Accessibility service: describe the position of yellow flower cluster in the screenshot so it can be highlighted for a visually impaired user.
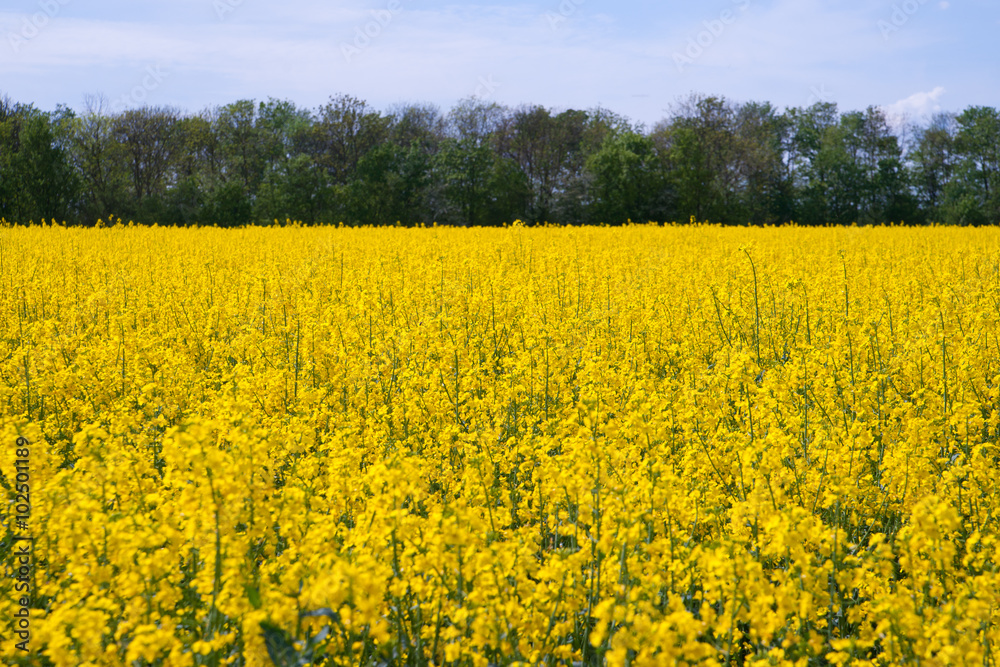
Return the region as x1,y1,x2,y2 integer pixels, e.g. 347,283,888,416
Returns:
1,221,999,666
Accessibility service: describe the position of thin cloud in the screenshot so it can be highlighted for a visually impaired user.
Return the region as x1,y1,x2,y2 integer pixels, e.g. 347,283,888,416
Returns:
885,86,947,126
0,1,995,126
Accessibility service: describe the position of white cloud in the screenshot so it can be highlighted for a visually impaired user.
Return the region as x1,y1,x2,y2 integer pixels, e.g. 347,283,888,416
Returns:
884,86,946,127
939,2,950,9
0,4,674,120
0,2,996,126
653,0,940,110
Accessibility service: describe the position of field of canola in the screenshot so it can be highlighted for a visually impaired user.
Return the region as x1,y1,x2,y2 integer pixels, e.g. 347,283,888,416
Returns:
1,222,999,666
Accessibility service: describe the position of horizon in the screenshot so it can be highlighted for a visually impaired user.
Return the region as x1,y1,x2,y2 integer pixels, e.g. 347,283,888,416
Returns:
2,0,997,128
0,84,977,134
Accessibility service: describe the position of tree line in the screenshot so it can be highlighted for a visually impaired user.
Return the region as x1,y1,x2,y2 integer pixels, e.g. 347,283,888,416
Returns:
1,92,998,226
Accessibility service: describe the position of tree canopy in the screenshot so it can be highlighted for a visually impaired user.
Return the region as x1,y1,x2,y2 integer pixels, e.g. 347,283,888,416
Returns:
1,92,998,226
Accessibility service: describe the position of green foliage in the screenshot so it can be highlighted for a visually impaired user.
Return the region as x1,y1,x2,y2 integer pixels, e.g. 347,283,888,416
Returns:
585,131,670,224
342,142,433,225
433,137,529,226
202,181,253,227
1,91,998,226
946,106,1000,225
0,101,77,222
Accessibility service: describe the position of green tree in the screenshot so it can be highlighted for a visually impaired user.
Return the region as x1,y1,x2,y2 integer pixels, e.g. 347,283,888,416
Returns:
784,102,839,225
200,180,254,226
658,95,739,223
343,142,434,225
311,94,390,186
433,138,528,226
733,101,793,225
943,106,1000,225
257,154,331,225
159,113,217,225
112,105,182,221
848,107,916,224
585,131,670,224
790,105,915,225
428,98,529,226
251,99,319,224
0,98,78,223
388,102,445,153
909,113,956,224
503,106,597,224
67,96,131,223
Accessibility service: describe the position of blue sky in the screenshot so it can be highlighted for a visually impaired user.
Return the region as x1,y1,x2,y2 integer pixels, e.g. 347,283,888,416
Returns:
1,0,996,127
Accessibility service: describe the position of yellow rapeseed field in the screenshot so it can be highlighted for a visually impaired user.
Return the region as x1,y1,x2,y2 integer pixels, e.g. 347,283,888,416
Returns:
1,221,999,666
